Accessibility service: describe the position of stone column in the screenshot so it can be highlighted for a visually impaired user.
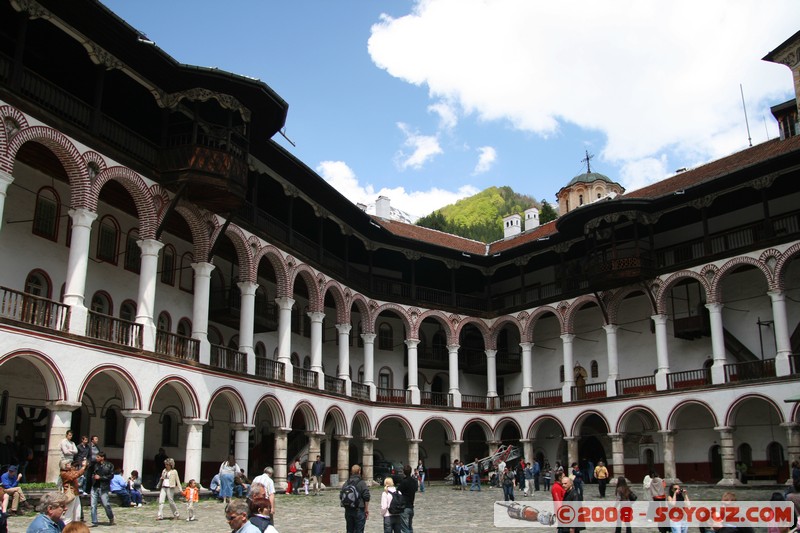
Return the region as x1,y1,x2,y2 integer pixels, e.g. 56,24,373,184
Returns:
447,344,461,407
234,425,254,476
183,418,207,484
134,239,163,351
715,426,739,486
64,209,97,335
486,349,498,398
0,170,14,233
769,291,792,376
306,431,323,477
337,436,351,486
652,314,670,390
308,311,325,390
659,430,680,482
604,324,619,397
237,281,258,375
448,440,463,465
782,422,799,484
406,339,421,404
120,410,149,480
407,439,421,472
608,433,625,482
520,342,533,406
564,436,578,468
361,438,375,484
336,324,352,395
362,333,376,401
561,334,575,401
706,304,727,384
273,428,290,491
191,262,215,364
519,439,533,466
275,297,295,383
44,401,81,482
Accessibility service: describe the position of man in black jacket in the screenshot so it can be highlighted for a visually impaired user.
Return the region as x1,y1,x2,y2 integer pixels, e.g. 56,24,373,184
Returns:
397,464,418,533
343,464,370,533
90,452,115,527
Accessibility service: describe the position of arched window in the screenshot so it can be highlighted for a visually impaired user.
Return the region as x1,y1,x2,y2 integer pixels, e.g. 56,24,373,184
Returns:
378,367,392,389
96,216,119,264
32,187,60,241
767,442,785,467
177,318,192,337
179,253,194,292
357,365,364,384
590,360,599,378
378,322,393,350
290,352,300,367
124,229,141,273
104,407,121,446
160,245,176,285
120,300,137,322
255,342,266,359
90,291,112,315
559,365,565,383
737,443,752,466
25,269,51,298
303,356,311,370
207,326,223,346
228,335,239,350
161,412,178,447
157,312,171,332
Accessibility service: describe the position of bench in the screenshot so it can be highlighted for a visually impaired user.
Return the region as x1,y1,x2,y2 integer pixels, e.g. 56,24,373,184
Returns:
746,466,779,481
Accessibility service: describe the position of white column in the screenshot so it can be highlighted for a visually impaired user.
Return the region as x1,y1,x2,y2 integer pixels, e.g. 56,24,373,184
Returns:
448,440,463,465
191,262,215,364
309,311,325,390
407,439,421,471
0,170,14,233
237,281,258,375
64,208,97,335
520,342,533,406
135,239,163,351
234,425,253,477
486,349,498,399
706,303,726,384
769,290,792,376
273,429,289,491
447,344,461,407
362,333,376,401
564,436,578,467
337,436,351,486
561,334,575,401
520,439,533,466
121,410,150,480
276,297,295,383
406,339,420,404
652,314,670,390
782,422,800,485
715,426,740,486
184,418,207,484
307,432,323,477
609,433,625,482
361,438,375,483
336,324,352,396
659,430,680,482
44,401,81,483
604,324,619,397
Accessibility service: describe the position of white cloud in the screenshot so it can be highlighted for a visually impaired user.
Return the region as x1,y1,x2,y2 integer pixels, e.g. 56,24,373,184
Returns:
368,0,799,173
473,146,497,174
428,101,458,130
316,160,478,221
395,122,443,170
618,155,669,192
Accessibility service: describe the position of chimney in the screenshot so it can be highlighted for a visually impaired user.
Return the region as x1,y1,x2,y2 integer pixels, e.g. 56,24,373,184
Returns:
503,214,522,239
524,207,540,231
356,203,368,212
375,196,391,219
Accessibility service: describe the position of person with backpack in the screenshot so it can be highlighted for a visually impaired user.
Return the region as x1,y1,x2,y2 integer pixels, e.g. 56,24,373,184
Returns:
341,464,370,533
397,464,418,533
380,476,403,533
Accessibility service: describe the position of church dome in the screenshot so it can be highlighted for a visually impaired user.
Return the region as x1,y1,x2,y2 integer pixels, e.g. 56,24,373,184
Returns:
565,172,615,188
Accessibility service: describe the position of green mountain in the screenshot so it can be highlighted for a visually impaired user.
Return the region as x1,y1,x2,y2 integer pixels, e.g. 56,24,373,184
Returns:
415,186,557,243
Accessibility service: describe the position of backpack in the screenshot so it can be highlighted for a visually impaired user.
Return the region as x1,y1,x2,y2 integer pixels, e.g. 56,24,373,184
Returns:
388,490,404,515
339,480,360,508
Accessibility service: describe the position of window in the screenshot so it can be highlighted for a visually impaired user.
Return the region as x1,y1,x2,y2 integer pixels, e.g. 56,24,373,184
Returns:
157,312,171,332
124,229,141,273
207,326,223,346
32,187,60,241
160,245,176,285
379,370,391,389
90,291,112,315
25,270,51,298
559,365,564,383
104,407,121,446
96,216,119,264
255,342,266,359
290,353,300,367
179,253,194,292
579,194,584,205
120,300,137,322
590,360,599,378
161,413,177,447
177,318,192,337
378,322,393,350
357,366,364,384
303,356,311,370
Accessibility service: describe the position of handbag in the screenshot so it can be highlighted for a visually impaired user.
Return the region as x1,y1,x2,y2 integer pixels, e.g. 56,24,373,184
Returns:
62,484,76,504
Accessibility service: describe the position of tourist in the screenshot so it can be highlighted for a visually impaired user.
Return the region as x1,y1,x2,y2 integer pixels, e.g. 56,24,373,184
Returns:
89,452,114,527
210,473,221,499
523,462,535,495
0,486,9,533
667,483,690,533
785,481,800,524
397,464,417,533
0,465,29,515
109,468,131,507
614,477,636,533
59,431,77,466
470,459,481,491
559,476,584,533
516,460,526,495
415,460,426,492
501,465,515,502
182,478,199,521
26,491,68,533
225,499,260,532
342,464,370,533
62,523,89,533
250,467,275,523
291,458,303,495
380,476,402,533
59,459,87,524
248,496,278,532
73,437,90,494
219,454,241,505
127,470,143,507
648,470,669,533
156,457,180,520
551,472,565,512
594,460,609,497
311,455,325,496
543,462,552,491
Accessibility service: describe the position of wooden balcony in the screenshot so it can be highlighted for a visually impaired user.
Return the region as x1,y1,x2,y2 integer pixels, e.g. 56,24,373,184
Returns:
420,391,449,407
724,359,776,383
418,346,448,370
461,394,495,411
616,375,656,396
376,388,409,405
293,368,318,389
0,286,70,332
571,382,606,401
667,368,711,390
86,311,142,349
155,330,199,361
583,253,656,290
324,374,346,395
210,344,246,373
531,388,563,406
498,393,521,409
351,381,371,401
255,357,285,382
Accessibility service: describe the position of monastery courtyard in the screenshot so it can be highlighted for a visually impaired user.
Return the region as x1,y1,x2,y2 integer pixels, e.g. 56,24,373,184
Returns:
7,481,786,532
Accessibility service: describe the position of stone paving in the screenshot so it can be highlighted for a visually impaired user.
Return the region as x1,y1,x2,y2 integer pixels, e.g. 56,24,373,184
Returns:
7,481,788,532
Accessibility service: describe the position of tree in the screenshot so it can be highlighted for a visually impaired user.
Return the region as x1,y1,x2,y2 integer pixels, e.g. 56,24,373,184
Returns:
539,200,558,224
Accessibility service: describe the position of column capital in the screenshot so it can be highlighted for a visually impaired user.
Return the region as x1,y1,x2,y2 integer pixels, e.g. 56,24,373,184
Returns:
651,314,668,325
68,207,98,227
361,333,376,343
705,302,724,313
767,289,785,300
560,333,575,342
405,338,420,348
306,431,326,438
307,311,326,322
237,281,258,295
714,426,734,433
607,433,623,440
603,324,618,333
0,169,13,186
336,323,352,334
447,344,460,352
275,296,295,310
44,400,82,412
446,440,464,445
562,436,576,442
121,409,151,420
519,342,534,350
780,422,799,429
518,438,532,444
137,238,164,256
191,261,215,276
232,423,255,431
335,435,353,442
408,439,423,444
274,427,292,436
658,429,677,436
183,418,208,427
485,349,497,357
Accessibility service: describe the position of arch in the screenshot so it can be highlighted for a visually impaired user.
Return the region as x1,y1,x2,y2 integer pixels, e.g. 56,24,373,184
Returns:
25,268,53,299
173,203,212,262
32,186,61,241
289,264,323,311
77,364,142,410
666,399,718,430
157,311,172,332
571,410,611,437
349,294,373,334
374,414,414,440
0,104,30,157
88,166,159,239
523,305,564,340
418,416,456,442
606,286,655,324
724,393,785,427
253,244,291,297
206,386,248,425
0,349,66,401
289,400,320,432
655,270,711,314
321,280,349,324
563,294,603,332
351,410,373,439
95,215,120,265
488,315,524,349
460,417,492,442
251,394,287,428
209,224,254,281
149,375,200,419
711,256,773,302
371,303,414,339
493,417,523,441
527,414,567,440
454,316,492,348
774,242,800,291
322,405,349,436
417,310,456,344
616,405,662,434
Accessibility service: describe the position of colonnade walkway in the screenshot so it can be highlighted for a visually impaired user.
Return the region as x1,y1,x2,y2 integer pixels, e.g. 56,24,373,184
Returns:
7,482,785,532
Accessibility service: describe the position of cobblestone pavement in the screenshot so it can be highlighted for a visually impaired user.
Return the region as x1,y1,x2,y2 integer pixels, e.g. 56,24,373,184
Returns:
7,482,787,532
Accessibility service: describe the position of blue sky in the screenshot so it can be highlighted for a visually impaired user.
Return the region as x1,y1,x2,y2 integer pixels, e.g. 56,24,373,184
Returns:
102,0,799,222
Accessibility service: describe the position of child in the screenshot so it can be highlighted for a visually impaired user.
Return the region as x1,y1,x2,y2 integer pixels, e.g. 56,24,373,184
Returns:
303,477,309,495
182,479,199,522
127,470,143,507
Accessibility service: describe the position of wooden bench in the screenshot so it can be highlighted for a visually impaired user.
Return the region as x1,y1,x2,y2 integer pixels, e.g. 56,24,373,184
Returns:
746,466,779,480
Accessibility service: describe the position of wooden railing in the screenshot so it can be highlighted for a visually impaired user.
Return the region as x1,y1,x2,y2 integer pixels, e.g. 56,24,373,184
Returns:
210,345,247,373
499,393,521,409
376,388,409,404
351,381,371,401
667,368,711,390
571,382,606,401
0,286,70,331
293,368,319,389
86,311,142,349
324,375,346,395
421,391,449,407
255,357,284,382
616,375,656,396
531,388,563,406
461,394,495,411
724,359,776,383
155,330,199,361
